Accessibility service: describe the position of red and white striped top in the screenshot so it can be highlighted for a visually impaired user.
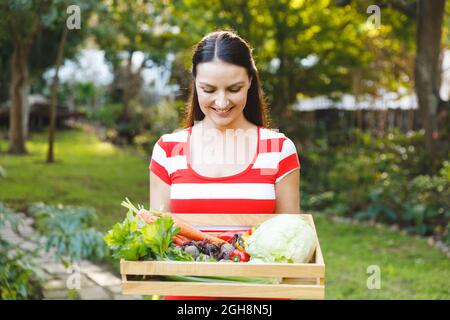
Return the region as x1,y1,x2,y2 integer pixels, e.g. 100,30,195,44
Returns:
149,126,300,215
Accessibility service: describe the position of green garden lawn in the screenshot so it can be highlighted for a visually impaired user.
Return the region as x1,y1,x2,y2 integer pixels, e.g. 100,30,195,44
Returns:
314,213,450,299
0,129,149,231
1,128,449,299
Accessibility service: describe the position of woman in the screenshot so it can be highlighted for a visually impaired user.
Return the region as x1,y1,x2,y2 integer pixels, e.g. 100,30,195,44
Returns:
144,30,300,299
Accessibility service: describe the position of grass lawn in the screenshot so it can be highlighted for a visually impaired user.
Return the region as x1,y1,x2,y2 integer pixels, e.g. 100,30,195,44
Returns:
314,213,450,299
0,128,149,232
1,128,449,299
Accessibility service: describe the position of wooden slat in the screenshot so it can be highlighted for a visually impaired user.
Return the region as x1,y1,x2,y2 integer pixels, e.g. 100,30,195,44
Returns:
281,277,317,285
172,213,313,227
121,260,325,278
122,280,325,299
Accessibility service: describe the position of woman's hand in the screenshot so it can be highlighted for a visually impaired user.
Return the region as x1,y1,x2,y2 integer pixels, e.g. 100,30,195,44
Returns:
137,209,155,224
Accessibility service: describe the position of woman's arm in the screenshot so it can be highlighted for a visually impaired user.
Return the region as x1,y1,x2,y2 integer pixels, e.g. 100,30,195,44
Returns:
274,169,300,214
150,171,171,212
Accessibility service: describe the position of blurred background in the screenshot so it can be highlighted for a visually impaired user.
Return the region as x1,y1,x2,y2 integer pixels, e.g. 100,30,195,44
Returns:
0,0,449,300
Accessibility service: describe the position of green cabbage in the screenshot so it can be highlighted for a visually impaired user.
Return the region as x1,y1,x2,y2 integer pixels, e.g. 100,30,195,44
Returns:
247,214,317,263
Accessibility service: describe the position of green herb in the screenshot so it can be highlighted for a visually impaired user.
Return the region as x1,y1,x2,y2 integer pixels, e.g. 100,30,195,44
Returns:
104,198,188,261
140,214,180,260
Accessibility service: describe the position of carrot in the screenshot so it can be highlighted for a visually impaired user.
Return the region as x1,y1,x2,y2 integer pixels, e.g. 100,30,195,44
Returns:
172,235,186,246
169,215,227,246
176,234,191,243
138,208,226,246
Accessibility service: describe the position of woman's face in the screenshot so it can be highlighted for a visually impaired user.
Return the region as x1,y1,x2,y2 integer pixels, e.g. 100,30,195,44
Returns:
195,59,252,129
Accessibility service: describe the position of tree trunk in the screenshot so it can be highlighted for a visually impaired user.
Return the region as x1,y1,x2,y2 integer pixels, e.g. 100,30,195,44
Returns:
414,0,445,174
8,41,29,154
47,27,68,163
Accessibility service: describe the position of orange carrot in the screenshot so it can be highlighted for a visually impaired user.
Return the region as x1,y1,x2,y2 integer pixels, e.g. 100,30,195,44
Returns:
169,215,226,245
176,234,191,243
172,235,186,246
138,209,226,245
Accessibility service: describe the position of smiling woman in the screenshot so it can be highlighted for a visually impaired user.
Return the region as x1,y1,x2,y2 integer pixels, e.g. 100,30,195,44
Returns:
186,30,268,130
144,30,301,300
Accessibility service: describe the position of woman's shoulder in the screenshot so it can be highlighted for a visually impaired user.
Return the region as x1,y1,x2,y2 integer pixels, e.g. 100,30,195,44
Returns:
259,127,298,154
259,127,291,141
158,127,190,144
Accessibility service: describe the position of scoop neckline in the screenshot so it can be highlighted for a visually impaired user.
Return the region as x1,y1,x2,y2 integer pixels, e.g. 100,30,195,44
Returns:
186,125,261,181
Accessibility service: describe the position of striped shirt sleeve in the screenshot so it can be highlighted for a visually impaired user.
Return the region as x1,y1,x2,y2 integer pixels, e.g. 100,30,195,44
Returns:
275,137,300,183
149,136,172,185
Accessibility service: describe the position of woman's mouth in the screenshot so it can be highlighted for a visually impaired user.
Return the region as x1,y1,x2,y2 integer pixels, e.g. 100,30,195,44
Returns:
211,106,234,117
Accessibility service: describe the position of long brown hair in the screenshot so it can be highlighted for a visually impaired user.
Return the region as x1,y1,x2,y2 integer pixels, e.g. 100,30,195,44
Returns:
184,30,270,128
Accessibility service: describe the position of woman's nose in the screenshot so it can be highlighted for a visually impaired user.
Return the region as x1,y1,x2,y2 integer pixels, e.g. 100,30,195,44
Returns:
215,94,229,108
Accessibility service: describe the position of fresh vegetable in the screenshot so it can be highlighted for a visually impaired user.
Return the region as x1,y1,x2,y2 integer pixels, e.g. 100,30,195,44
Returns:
218,230,251,243
104,200,191,261
218,231,236,243
104,198,285,285
173,234,191,246
230,249,250,262
232,234,248,251
135,206,226,246
247,214,317,263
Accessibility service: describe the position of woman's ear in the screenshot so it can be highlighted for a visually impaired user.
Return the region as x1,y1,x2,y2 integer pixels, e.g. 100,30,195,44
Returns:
248,76,253,89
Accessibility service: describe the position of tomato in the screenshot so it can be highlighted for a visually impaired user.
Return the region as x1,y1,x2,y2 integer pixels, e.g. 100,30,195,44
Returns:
230,249,250,262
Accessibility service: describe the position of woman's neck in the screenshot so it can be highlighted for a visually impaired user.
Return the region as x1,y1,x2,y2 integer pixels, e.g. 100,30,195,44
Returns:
197,114,255,134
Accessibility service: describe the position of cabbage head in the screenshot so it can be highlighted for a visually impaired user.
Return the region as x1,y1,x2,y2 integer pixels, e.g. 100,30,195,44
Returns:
247,214,317,263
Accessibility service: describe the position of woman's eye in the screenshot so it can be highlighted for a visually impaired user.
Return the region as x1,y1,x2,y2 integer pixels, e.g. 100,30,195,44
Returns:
203,89,214,93
229,88,241,93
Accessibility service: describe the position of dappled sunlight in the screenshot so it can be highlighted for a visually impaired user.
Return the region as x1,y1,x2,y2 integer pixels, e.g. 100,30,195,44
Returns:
93,141,117,156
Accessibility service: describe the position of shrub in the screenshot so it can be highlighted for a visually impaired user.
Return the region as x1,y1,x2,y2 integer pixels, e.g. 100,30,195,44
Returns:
0,203,43,299
300,128,449,243
28,203,106,267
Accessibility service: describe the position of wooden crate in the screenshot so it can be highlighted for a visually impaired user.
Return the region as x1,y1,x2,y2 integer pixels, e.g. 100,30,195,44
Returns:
120,213,325,299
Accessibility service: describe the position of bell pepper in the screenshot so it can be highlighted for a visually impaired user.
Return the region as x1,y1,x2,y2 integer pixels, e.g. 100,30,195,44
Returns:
218,230,251,244
230,249,250,262
218,231,237,243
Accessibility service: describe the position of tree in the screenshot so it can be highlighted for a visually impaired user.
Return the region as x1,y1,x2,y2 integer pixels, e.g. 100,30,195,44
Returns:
413,0,447,173
47,25,68,163
93,0,177,133
340,0,449,173
0,1,97,155
168,0,414,129
0,1,45,153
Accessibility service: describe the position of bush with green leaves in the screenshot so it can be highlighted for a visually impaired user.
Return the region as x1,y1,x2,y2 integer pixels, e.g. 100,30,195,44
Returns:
86,102,123,129
0,203,43,300
300,128,449,243
363,161,450,243
28,203,106,267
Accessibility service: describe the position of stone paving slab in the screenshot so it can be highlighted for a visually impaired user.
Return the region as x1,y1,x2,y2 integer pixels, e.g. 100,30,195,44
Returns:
43,279,67,291
1,212,142,300
113,294,143,300
86,271,122,287
79,261,104,274
77,286,111,300
105,285,122,294
43,289,69,300
43,263,69,275
19,241,39,252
